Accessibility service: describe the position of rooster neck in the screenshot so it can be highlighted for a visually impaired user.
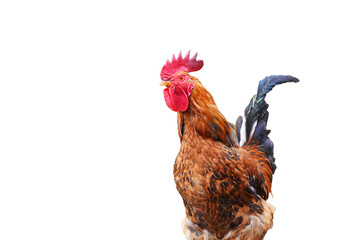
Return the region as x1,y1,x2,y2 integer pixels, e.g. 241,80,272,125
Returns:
177,79,237,148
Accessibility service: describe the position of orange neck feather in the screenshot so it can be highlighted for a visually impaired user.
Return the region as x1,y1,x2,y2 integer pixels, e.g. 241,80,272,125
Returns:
177,77,237,147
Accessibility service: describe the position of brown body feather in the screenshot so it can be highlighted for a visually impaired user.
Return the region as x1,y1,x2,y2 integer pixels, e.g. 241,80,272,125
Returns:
174,77,275,240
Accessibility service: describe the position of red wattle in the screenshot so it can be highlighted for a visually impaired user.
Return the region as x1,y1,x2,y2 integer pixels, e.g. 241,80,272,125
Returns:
163,85,189,112
163,88,177,111
169,85,189,112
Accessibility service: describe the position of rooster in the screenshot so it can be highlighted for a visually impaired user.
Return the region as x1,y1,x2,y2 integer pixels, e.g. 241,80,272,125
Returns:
160,51,298,240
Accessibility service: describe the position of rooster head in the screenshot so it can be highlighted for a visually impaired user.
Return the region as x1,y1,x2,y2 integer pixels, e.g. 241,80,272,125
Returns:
160,51,204,112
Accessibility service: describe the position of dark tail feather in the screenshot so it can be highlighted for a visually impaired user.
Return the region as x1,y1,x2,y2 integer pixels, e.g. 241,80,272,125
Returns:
241,75,299,173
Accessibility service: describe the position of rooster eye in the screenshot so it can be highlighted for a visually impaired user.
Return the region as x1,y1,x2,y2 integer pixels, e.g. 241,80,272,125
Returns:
180,77,184,80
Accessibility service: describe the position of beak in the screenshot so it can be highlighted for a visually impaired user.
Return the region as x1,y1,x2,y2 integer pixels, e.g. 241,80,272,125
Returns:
160,81,172,87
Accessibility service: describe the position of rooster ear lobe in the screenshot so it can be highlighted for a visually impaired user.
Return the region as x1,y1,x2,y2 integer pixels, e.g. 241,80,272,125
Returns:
187,83,194,96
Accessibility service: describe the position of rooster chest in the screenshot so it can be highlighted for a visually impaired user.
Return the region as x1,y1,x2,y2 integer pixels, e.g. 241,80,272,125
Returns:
173,152,205,199
173,136,235,201
173,138,212,201
173,140,249,236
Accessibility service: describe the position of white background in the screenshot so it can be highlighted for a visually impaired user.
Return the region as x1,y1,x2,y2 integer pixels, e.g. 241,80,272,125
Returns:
1,0,361,239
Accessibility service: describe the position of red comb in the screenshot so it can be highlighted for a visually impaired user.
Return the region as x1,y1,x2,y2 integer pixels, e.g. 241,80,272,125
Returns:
160,51,204,80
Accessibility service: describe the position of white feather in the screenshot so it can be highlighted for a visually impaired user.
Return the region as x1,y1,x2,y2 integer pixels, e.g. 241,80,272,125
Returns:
239,114,247,146
239,115,257,146
250,121,257,140
239,96,258,146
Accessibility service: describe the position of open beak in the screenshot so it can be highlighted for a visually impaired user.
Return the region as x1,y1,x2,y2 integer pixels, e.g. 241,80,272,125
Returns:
160,81,172,87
